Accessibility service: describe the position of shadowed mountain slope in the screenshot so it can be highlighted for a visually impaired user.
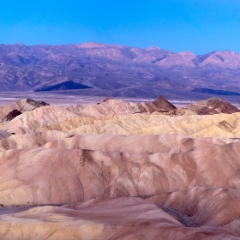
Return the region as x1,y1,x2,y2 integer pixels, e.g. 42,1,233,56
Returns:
35,80,92,91
192,88,240,96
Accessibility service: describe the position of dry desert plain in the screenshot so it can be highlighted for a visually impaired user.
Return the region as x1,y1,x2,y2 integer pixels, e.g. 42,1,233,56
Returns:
1,95,240,239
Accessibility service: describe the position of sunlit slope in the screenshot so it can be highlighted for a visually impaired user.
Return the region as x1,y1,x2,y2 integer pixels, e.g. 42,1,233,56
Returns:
38,111,240,138
0,96,239,139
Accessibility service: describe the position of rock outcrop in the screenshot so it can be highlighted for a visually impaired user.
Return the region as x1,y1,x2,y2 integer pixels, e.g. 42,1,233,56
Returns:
0,98,49,120
184,97,240,115
1,109,22,122
66,95,176,117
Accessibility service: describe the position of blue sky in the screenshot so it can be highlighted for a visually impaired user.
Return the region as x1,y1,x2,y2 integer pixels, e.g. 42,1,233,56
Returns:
0,0,240,54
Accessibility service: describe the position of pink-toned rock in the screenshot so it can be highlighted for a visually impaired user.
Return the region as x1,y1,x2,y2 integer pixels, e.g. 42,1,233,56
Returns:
0,97,240,239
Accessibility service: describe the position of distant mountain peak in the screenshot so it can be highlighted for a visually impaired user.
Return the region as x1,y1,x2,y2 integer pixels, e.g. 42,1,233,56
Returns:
77,42,108,48
178,51,196,58
146,46,161,50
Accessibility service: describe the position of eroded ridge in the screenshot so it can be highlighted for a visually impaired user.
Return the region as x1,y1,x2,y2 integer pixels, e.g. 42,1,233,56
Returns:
0,97,240,239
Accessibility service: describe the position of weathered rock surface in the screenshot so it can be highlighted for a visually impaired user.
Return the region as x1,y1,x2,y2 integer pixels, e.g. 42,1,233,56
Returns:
36,112,240,138
0,98,49,120
66,96,176,117
0,136,240,238
0,135,240,206
0,97,240,239
1,109,22,122
2,105,78,134
1,197,240,240
67,96,239,118
184,97,240,115
0,97,238,139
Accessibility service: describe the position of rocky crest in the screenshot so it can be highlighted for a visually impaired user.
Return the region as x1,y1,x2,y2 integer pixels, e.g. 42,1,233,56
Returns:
185,98,240,115
0,98,49,120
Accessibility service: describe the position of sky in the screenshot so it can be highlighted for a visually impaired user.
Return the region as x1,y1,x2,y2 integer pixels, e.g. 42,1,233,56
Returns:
0,0,240,54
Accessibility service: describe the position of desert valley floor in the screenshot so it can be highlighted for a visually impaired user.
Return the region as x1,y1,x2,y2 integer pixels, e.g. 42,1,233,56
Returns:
1,94,240,239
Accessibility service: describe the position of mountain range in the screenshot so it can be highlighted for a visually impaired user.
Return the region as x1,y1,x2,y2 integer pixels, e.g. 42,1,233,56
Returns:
1,42,240,99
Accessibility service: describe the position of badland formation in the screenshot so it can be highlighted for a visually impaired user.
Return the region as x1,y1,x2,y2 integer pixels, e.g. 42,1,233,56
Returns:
0,96,240,239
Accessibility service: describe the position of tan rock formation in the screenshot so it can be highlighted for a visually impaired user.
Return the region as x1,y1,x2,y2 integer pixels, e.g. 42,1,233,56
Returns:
66,96,176,118
184,97,240,115
35,112,240,139
0,97,240,239
2,105,78,134
0,98,49,120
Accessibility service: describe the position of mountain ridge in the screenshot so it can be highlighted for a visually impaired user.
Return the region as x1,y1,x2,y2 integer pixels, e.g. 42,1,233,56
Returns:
1,42,240,98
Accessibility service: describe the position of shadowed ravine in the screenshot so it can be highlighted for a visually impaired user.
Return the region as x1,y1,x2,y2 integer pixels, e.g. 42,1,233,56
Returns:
158,204,197,227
